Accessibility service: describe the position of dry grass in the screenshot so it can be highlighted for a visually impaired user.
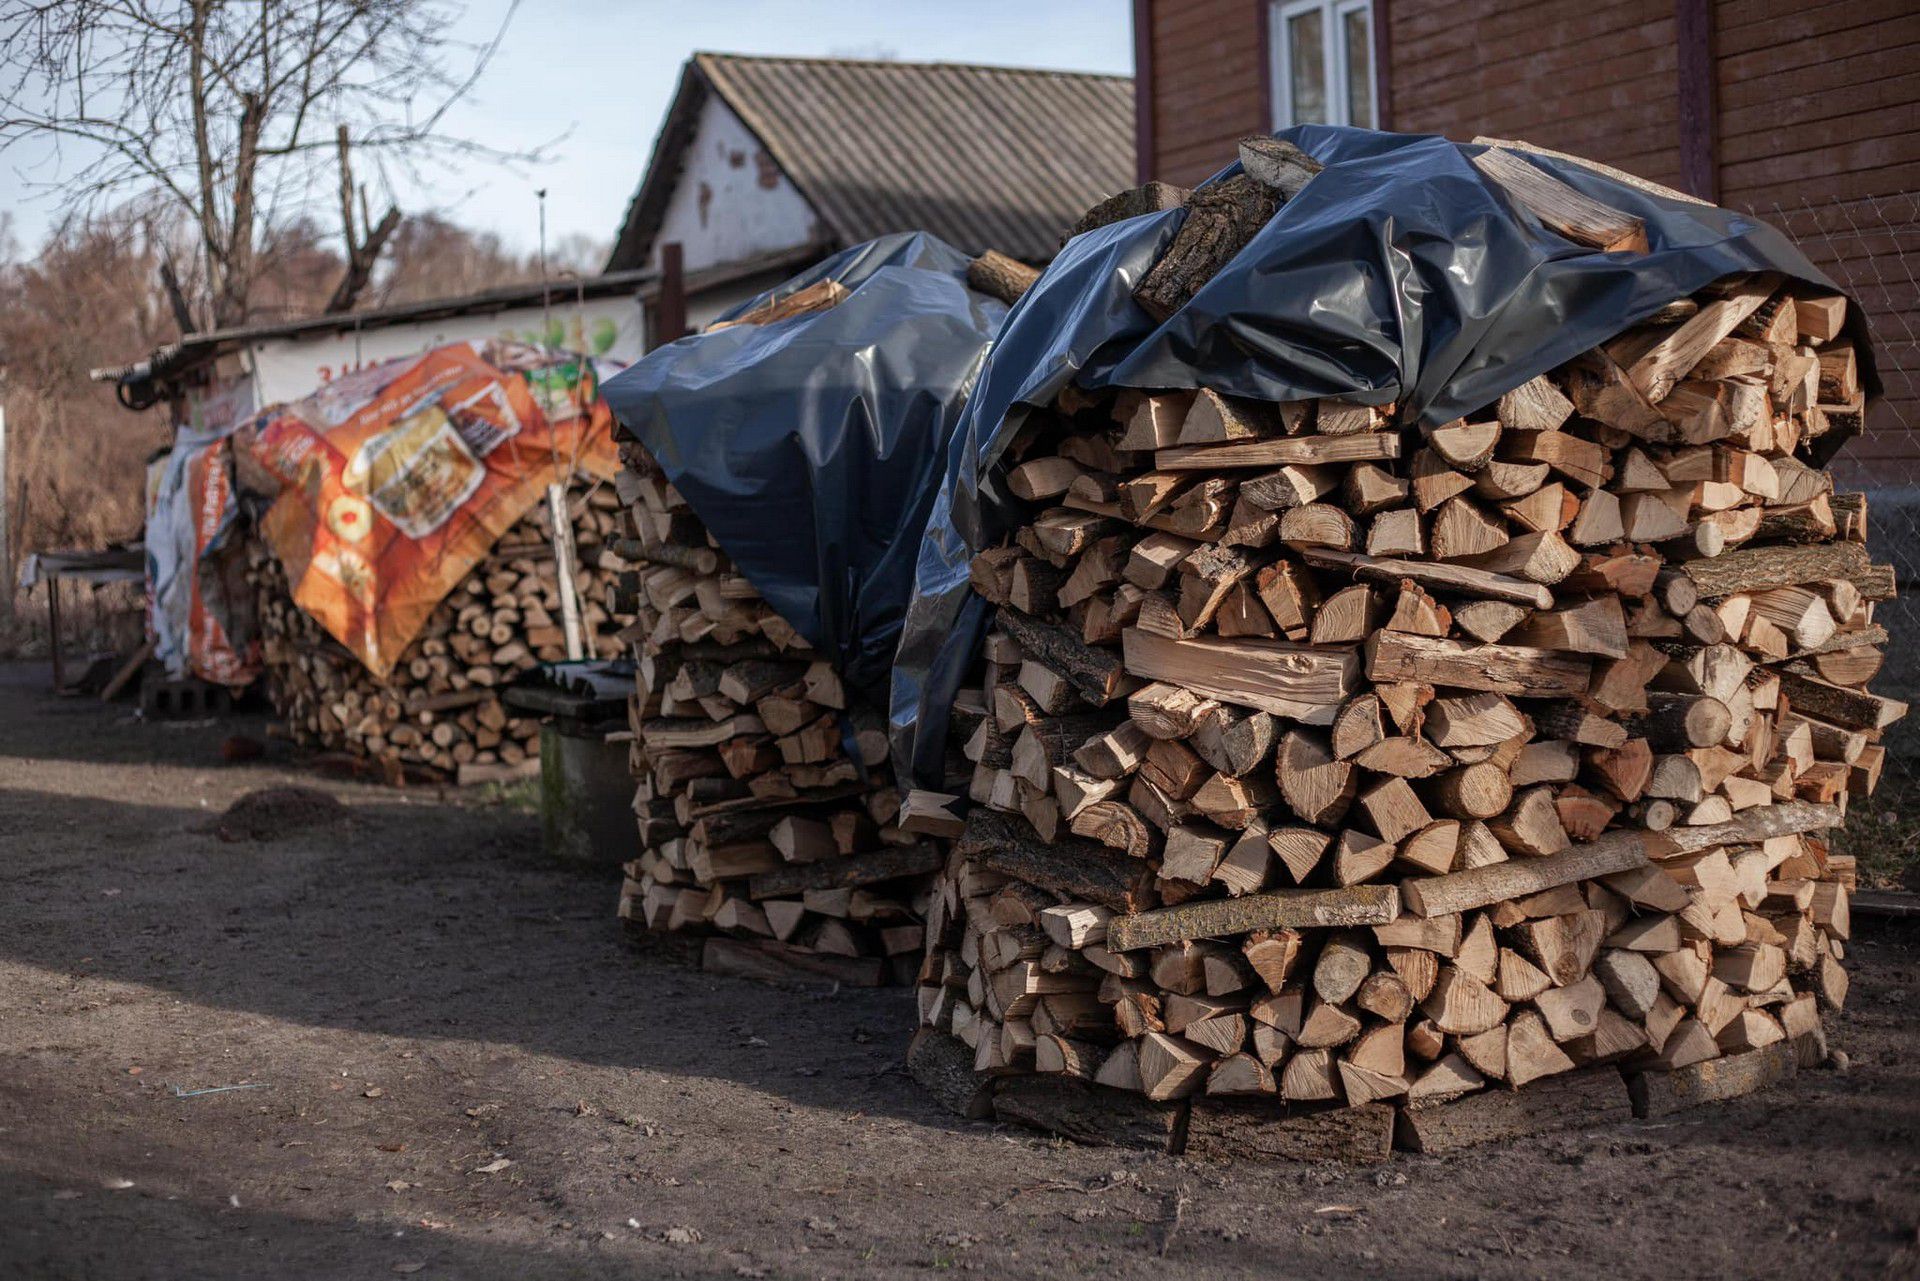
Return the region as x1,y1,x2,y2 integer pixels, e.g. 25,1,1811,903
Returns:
1829,765,1920,890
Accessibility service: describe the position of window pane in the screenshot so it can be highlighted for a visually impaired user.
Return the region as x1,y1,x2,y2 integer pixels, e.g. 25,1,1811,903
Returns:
1288,9,1326,126
1344,7,1374,128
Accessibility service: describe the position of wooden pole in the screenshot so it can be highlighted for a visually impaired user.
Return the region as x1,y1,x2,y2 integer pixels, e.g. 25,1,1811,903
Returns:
47,572,63,690
547,482,585,662
655,241,688,346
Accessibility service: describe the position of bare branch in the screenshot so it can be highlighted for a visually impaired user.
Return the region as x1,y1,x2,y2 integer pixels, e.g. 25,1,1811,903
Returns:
0,0,538,326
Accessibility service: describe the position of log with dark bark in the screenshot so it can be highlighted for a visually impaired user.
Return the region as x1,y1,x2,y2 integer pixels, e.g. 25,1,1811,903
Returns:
968,250,1042,305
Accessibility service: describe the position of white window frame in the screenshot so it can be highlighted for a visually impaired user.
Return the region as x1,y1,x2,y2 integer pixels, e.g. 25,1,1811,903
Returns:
1268,0,1378,131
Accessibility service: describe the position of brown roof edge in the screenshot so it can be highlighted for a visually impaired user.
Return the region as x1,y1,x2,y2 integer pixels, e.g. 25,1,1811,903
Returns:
609,52,1133,272
91,267,659,389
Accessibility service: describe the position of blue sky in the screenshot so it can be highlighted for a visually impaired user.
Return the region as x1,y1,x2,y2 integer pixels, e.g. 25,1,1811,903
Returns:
1,0,1134,258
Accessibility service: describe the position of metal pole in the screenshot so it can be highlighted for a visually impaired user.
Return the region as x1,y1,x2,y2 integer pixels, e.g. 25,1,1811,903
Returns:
47,573,62,690
0,402,10,628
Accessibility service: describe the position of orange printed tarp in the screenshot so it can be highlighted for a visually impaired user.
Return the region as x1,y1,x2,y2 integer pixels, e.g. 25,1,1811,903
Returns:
248,341,617,677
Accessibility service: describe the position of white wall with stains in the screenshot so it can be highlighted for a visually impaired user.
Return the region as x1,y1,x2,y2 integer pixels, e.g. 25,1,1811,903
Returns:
652,93,823,275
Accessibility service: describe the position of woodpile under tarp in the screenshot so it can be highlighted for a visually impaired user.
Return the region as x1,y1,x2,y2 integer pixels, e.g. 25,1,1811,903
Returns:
907,135,1898,1154
603,237,1019,984
250,483,627,783
610,442,934,985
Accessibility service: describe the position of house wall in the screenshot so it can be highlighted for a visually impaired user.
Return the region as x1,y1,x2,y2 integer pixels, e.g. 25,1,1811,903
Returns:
649,93,825,276
244,294,647,407
1142,0,1268,187
1386,0,1683,188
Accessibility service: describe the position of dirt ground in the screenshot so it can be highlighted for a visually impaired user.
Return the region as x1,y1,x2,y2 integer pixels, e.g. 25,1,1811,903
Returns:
1,662,1917,1280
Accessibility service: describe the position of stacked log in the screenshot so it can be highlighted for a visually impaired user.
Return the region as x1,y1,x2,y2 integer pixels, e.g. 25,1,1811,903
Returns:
611,442,936,985
914,165,1897,1133
248,484,627,781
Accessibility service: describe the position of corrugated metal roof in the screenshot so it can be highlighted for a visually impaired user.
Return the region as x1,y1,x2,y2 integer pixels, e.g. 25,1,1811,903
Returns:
608,53,1134,270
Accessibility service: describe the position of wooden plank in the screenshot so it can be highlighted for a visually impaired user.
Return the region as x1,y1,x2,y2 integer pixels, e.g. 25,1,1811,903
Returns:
1107,885,1401,951
1184,1101,1395,1163
957,807,1152,913
993,1075,1186,1151
1122,628,1358,722
1472,146,1650,252
1364,631,1592,698
1657,801,1842,853
1628,1041,1797,1117
1394,1068,1633,1153
99,637,158,703
701,938,887,987
1300,547,1554,608
746,842,943,900
1400,832,1649,918
1156,434,1403,470
906,1028,995,1120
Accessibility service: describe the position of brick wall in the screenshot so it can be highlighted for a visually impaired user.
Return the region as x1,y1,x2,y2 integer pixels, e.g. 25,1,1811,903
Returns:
1711,0,1919,482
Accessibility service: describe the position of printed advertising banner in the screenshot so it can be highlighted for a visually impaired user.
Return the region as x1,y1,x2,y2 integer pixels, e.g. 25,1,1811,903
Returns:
247,341,617,677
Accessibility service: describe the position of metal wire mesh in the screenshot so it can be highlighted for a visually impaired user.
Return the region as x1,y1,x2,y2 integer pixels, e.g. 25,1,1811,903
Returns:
1758,191,1920,772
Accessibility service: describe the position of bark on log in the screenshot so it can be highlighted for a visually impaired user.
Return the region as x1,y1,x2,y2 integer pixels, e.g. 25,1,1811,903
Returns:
993,1075,1187,1151
1301,547,1554,608
1627,1041,1796,1117
1677,541,1869,597
1183,1100,1394,1163
1400,832,1649,918
998,608,1130,706
1395,1066,1632,1152
906,1028,996,1119
967,250,1042,305
957,807,1153,913
1106,885,1401,951
747,842,944,899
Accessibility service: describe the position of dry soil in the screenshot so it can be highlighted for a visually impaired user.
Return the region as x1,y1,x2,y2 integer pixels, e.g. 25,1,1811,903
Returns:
1,661,1916,1279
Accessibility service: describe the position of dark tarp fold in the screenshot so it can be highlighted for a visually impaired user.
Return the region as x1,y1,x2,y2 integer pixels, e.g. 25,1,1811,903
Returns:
600,232,1008,720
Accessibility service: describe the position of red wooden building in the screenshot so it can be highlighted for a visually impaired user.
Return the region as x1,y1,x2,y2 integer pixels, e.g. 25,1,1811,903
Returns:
1130,0,1918,482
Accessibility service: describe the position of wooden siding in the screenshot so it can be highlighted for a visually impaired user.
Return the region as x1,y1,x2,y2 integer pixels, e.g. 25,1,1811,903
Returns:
1386,0,1683,188
1145,0,1267,185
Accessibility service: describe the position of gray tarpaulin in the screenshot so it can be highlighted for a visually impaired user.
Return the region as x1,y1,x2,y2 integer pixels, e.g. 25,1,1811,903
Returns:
600,232,1008,716
892,124,1876,786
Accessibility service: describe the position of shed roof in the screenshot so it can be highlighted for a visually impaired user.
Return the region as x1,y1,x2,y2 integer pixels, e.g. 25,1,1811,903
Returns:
91,267,658,390
608,53,1134,270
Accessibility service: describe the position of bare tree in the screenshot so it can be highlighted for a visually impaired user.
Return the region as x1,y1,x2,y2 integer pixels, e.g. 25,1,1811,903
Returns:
0,0,532,327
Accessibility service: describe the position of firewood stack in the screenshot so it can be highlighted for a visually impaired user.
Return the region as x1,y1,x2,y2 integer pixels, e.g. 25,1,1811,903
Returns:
611,441,939,985
913,152,1900,1136
248,484,627,781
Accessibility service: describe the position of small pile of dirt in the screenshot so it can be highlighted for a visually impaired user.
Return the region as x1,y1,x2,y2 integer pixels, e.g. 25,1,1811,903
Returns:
214,786,345,843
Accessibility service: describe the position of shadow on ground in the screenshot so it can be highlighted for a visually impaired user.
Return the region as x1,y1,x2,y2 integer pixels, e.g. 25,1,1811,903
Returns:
2,663,1917,1281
